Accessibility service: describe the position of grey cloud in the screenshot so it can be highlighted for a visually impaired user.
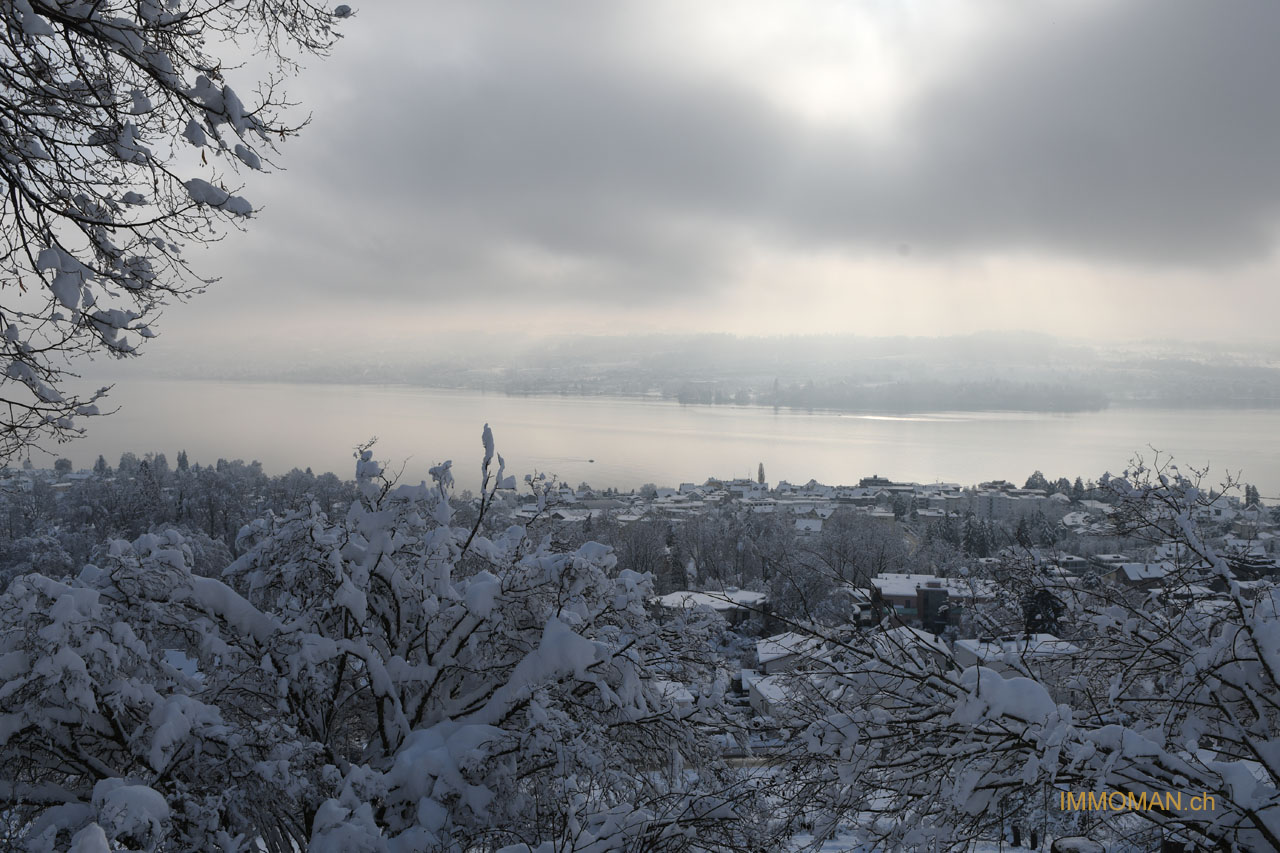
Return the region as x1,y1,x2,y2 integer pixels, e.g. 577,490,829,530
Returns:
810,0,1280,263
224,0,1280,314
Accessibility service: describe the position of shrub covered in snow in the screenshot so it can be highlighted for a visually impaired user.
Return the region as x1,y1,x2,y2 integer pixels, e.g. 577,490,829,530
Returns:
0,429,756,851
783,458,1280,850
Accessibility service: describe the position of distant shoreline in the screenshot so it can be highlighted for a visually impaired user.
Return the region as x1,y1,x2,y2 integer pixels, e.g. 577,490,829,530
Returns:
99,374,1280,416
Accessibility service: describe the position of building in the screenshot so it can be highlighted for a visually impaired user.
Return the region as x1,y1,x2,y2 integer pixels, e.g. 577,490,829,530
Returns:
871,573,996,627
1111,562,1174,589
657,588,768,626
873,625,953,671
794,518,823,536
953,634,1081,674
756,631,823,674
952,633,1082,702
746,672,792,717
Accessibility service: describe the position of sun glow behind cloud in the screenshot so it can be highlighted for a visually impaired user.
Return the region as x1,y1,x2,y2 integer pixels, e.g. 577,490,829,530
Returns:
142,0,1280,365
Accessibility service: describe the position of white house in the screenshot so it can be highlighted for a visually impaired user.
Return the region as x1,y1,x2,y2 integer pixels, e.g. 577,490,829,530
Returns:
657,588,768,624
794,518,823,536
756,631,823,674
1113,561,1174,587
746,673,792,717
953,634,1080,674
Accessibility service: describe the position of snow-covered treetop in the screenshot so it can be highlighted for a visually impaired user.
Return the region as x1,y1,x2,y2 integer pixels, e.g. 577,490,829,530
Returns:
0,428,756,851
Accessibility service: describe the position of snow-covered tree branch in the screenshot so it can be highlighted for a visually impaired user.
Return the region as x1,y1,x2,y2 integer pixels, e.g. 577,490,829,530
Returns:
0,0,348,462
0,429,760,851
778,457,1280,851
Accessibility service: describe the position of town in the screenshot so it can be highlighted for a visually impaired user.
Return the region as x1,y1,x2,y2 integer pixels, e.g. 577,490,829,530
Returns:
505,470,1275,717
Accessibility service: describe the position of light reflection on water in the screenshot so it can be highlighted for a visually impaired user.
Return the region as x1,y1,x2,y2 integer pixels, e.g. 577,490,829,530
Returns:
65,379,1280,496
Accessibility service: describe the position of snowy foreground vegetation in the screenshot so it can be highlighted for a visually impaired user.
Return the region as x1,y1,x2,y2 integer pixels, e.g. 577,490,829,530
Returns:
0,432,1278,851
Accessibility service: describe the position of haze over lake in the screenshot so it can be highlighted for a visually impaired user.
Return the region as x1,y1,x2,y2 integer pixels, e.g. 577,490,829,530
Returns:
63,379,1280,497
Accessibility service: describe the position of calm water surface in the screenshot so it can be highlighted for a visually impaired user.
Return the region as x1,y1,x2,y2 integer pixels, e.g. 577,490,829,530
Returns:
66,380,1280,496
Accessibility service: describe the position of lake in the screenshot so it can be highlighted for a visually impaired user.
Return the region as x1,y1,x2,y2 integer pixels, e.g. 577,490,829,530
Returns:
60,379,1280,497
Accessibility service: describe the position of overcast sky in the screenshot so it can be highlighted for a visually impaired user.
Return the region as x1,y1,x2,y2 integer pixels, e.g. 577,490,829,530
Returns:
148,0,1280,364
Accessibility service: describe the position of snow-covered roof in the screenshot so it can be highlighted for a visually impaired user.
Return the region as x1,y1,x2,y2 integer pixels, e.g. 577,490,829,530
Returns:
1118,562,1173,582
872,573,995,600
837,584,874,604
750,674,792,703
1152,541,1191,558
756,631,822,666
658,589,767,612
874,573,934,598
550,509,590,521
874,626,951,659
1220,539,1266,557
954,633,1080,662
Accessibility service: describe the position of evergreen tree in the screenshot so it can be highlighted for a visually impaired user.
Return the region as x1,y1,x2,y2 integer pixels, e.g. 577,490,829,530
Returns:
176,450,189,473
1071,476,1086,502
93,455,110,477
1032,509,1058,546
117,452,140,477
1014,516,1033,549
940,513,962,549
1021,589,1065,634
961,513,990,557
146,452,170,479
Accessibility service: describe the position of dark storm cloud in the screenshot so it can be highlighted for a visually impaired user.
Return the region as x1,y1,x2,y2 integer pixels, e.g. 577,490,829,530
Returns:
237,0,1280,309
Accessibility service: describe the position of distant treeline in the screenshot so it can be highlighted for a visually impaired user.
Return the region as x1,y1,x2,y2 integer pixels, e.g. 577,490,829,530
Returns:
0,454,356,588
1103,360,1280,407
494,376,1109,413
664,378,1109,413
178,332,1280,412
